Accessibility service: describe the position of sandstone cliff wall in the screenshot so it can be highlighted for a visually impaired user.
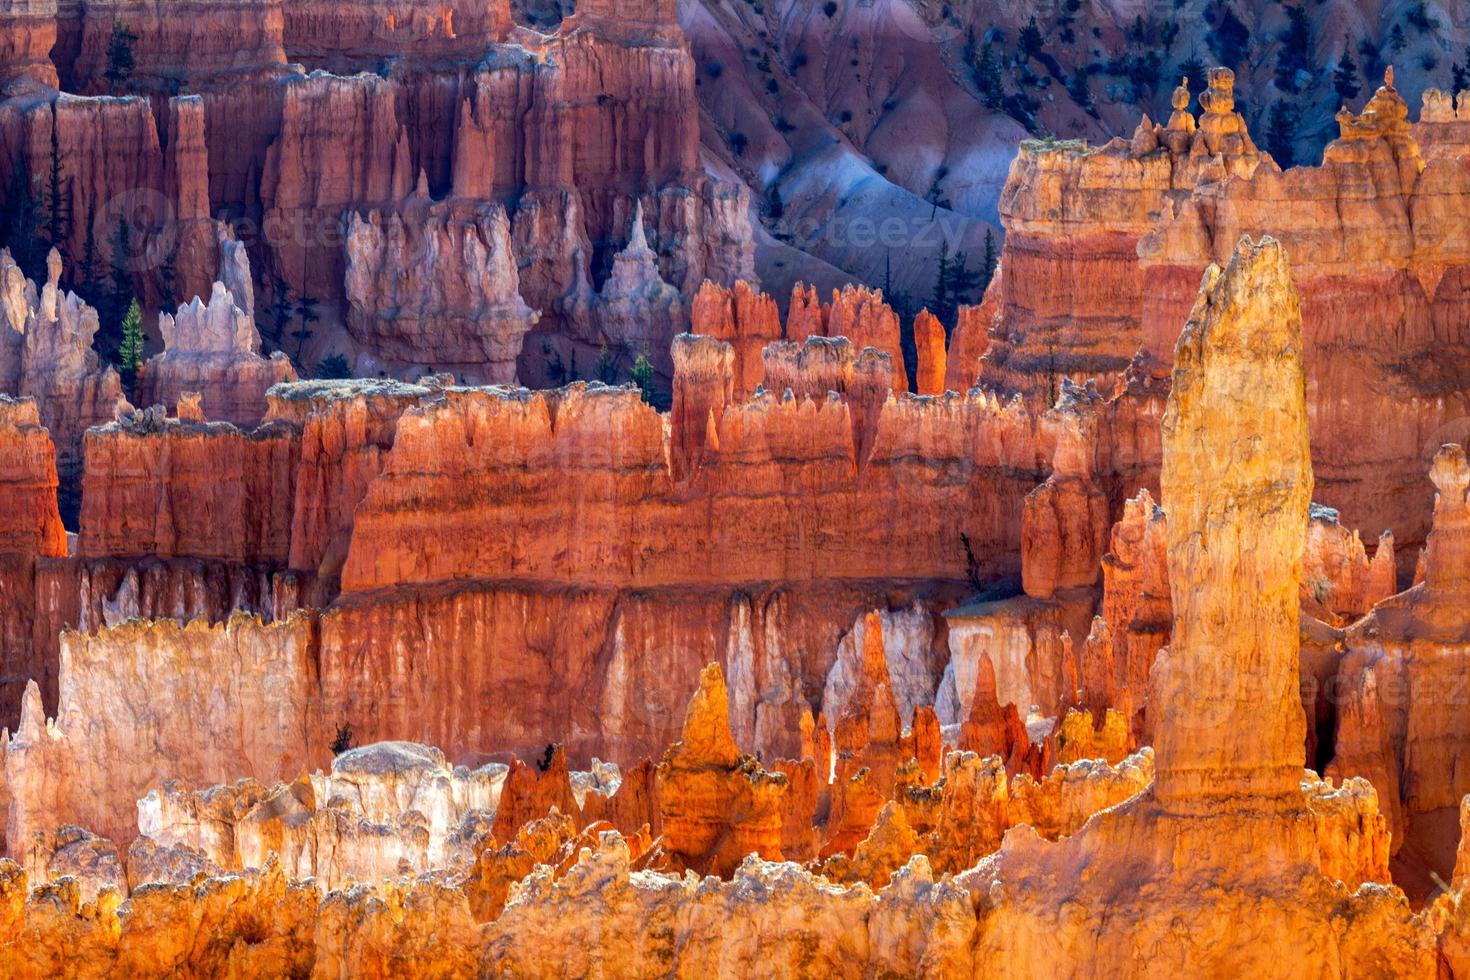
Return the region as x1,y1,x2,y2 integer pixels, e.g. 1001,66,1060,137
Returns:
338,382,1041,593
0,397,64,727
978,70,1470,566
4,613,323,853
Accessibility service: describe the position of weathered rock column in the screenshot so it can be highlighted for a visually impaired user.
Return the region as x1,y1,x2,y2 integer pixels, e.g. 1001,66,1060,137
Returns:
1153,236,1312,809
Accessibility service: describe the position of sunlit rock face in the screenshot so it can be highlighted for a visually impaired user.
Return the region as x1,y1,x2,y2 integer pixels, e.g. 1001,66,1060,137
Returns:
655,663,786,877
1329,443,1470,888
132,741,507,892
1152,236,1313,808
968,68,1470,572
965,237,1416,978
4,614,323,863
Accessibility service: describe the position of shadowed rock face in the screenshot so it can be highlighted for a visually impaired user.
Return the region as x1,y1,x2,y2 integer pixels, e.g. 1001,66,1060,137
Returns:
343,199,537,383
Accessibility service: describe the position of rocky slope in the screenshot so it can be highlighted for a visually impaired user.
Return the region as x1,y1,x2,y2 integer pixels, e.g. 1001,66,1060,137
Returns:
684,0,1470,309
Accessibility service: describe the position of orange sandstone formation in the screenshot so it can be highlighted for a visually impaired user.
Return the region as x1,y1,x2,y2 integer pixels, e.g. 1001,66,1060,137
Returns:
1330,444,1470,886
654,663,785,876
967,67,1470,574
945,298,993,392
1152,237,1313,806
688,279,781,397
971,238,1412,976
912,309,946,396
1020,379,1108,599
0,396,64,724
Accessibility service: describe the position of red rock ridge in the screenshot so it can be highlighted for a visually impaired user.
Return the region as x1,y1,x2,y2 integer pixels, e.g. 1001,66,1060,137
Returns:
0,0,57,89
339,381,1044,594
0,396,65,726
77,409,299,565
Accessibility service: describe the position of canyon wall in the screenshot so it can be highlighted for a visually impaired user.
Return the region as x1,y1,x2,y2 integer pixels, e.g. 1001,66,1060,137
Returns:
0,396,64,725
0,319,1048,768
973,69,1470,567
0,5,755,403
5,613,323,855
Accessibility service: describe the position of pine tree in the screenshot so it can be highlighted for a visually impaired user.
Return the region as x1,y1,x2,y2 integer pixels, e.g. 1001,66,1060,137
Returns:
940,251,982,326
330,722,355,755
981,229,999,292
595,344,617,384
1265,99,1300,169
45,106,71,270
266,276,293,350
103,217,133,351
631,352,655,404
933,241,952,328
1067,66,1092,107
104,19,138,94
1177,53,1206,90
1019,18,1044,60
973,42,1004,108
1274,5,1312,93
932,242,983,328
1208,7,1250,69
291,293,319,363
2,162,43,279
116,298,144,391
1452,44,1470,94
157,243,177,307
1333,46,1361,102
315,353,352,380
79,200,103,305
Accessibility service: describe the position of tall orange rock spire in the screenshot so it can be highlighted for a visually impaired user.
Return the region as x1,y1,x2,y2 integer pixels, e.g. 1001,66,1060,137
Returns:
1153,235,1312,807
654,663,786,876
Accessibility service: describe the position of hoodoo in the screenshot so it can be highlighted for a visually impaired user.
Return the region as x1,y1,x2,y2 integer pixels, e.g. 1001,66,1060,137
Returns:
972,237,1411,976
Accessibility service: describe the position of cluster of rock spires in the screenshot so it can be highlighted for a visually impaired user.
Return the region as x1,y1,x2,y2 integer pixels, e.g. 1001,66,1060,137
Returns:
9,46,1470,974
0,0,754,391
